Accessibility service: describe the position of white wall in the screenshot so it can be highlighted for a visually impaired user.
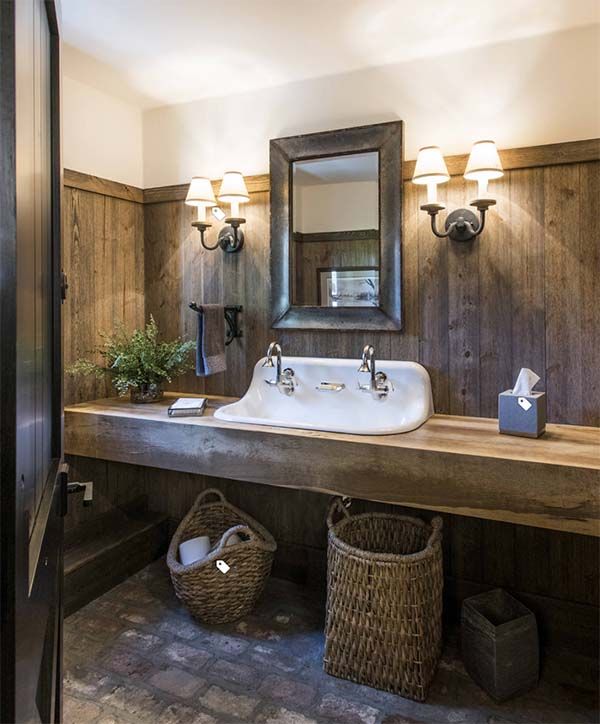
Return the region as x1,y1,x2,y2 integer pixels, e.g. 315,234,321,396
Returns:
63,76,144,187
143,25,600,188
61,25,599,188
294,181,379,233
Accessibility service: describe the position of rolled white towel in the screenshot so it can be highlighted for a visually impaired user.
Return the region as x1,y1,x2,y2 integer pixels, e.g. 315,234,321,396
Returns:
208,532,243,556
179,535,211,566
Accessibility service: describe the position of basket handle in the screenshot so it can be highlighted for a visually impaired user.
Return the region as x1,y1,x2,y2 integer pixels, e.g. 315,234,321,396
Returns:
212,524,257,553
327,497,352,529
427,516,443,548
196,488,227,505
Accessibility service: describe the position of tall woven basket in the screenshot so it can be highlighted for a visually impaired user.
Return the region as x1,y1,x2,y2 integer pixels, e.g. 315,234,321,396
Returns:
167,489,276,624
324,499,444,702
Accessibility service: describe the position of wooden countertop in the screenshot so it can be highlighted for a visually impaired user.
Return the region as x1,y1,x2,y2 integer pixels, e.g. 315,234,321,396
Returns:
65,394,600,536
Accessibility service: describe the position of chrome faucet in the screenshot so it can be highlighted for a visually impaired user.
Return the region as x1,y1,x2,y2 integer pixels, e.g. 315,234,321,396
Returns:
263,341,296,395
358,344,392,399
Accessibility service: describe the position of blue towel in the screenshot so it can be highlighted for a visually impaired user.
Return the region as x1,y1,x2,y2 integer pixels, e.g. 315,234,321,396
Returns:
194,304,226,377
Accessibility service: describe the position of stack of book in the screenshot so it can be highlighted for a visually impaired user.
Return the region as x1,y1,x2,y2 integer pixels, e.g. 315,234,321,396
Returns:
167,397,207,417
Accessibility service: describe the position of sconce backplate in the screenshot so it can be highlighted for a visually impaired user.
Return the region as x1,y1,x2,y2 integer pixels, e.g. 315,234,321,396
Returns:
218,225,245,253
445,209,480,242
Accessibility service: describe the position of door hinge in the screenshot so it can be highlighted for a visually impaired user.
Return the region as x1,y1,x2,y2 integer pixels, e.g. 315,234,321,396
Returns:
60,270,68,302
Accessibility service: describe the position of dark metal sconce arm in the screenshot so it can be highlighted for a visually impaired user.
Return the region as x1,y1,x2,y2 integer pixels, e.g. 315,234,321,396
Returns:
428,211,452,239
201,238,220,251
192,218,245,254
474,208,487,236
421,200,493,243
192,221,221,251
433,209,487,239
421,203,451,238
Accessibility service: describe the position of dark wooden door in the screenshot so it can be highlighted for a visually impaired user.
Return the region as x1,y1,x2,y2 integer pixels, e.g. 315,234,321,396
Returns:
0,1,64,722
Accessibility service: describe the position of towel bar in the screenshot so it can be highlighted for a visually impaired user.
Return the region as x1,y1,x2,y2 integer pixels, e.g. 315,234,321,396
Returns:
189,303,243,346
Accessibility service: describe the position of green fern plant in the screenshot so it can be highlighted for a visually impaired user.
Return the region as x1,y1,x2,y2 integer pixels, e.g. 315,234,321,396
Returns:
68,316,195,396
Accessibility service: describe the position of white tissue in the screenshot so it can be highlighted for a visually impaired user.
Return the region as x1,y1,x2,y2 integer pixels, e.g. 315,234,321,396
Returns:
512,368,540,396
179,535,211,566
225,533,242,547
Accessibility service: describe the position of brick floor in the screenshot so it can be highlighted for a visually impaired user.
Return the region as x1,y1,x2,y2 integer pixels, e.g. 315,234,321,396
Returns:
63,558,597,723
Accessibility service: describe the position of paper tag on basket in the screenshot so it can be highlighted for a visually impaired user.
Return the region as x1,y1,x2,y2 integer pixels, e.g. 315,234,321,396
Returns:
216,560,230,574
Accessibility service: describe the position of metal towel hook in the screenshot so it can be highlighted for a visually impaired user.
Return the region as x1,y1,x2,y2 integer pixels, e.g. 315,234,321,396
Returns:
189,303,243,346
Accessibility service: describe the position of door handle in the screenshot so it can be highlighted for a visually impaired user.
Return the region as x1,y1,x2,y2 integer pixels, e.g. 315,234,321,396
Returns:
67,482,93,506
58,462,93,516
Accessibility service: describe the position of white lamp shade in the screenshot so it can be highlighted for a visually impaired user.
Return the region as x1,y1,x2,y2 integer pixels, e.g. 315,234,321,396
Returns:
412,146,450,185
218,171,250,204
185,177,216,207
464,140,504,181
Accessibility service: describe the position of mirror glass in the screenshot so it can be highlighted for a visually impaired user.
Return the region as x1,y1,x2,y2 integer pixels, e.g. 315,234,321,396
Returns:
291,152,379,307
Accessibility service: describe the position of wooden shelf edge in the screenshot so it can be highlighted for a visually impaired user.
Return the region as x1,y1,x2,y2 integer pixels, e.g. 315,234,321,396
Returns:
63,395,600,472
64,397,600,537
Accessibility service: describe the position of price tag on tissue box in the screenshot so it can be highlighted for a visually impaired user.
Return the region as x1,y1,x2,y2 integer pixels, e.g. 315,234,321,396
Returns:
498,368,546,438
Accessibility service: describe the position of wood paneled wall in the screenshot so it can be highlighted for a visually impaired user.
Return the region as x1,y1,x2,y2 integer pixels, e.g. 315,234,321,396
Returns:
144,160,599,428
62,185,145,404
62,145,600,688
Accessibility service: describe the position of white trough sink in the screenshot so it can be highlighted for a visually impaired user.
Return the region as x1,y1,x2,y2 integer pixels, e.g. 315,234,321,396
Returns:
214,356,434,435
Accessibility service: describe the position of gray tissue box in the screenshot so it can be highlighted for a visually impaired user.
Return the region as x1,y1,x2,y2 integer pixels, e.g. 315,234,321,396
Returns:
498,390,546,438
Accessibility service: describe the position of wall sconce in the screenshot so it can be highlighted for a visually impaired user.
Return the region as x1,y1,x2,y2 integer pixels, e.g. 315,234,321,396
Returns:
187,171,249,253
412,140,504,242
186,176,218,249
217,171,249,253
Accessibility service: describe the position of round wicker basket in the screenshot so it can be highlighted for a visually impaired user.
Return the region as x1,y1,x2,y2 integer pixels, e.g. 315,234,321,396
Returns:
324,498,444,702
167,489,276,624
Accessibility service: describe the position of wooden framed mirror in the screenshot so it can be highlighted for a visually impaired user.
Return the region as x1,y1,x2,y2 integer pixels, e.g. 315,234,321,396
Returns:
270,121,403,330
